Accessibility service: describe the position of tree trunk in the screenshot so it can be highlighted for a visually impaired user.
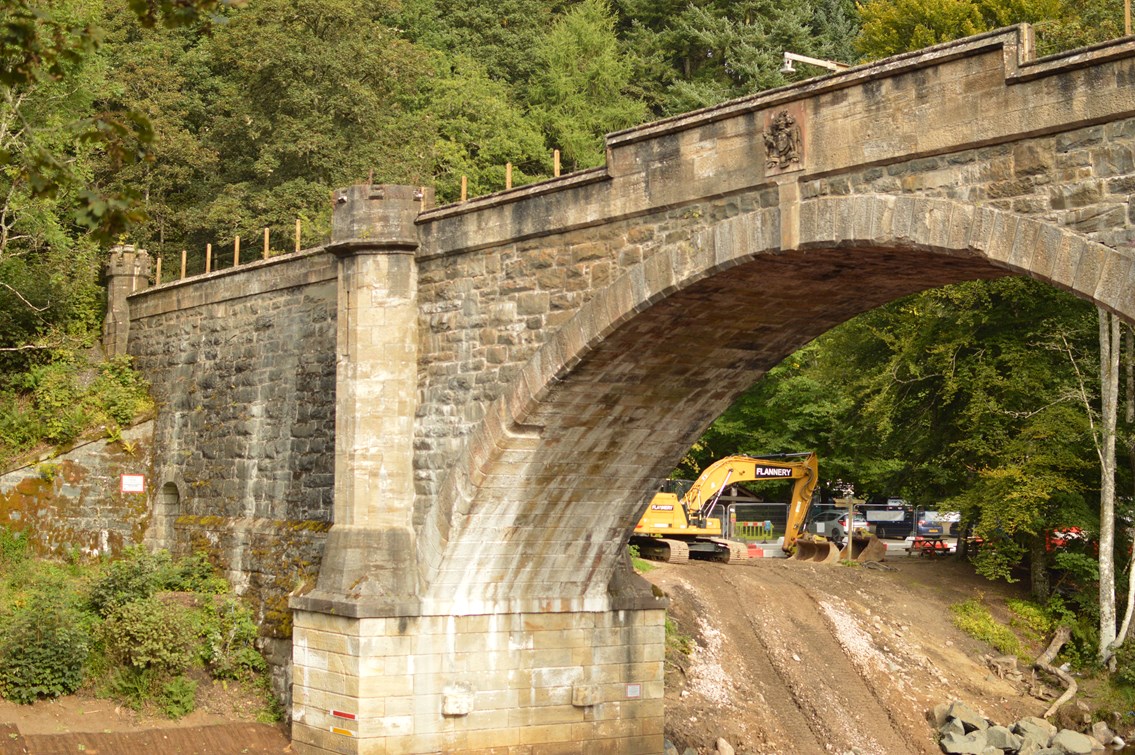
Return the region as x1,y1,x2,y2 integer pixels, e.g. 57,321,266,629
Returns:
1029,533,1050,601
1099,308,1120,665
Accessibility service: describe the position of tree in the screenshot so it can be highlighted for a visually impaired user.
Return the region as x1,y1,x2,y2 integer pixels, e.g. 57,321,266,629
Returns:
527,0,648,171
615,0,860,115
855,0,1120,61
420,54,550,202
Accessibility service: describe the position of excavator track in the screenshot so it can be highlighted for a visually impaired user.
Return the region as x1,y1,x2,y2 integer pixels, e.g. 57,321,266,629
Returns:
708,538,750,563
636,537,690,564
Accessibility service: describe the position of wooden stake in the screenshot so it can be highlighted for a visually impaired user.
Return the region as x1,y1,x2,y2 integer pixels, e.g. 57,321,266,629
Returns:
180,249,186,280
154,256,162,285
505,162,512,190
553,149,561,177
295,219,301,253
460,176,467,202
263,227,270,259
1127,0,1131,36
234,235,240,266
205,243,212,273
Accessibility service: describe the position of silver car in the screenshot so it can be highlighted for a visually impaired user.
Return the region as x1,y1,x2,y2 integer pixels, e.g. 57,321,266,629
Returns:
805,510,869,546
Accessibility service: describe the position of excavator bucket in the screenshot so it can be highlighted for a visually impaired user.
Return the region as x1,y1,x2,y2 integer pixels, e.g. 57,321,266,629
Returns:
845,534,887,563
793,537,841,564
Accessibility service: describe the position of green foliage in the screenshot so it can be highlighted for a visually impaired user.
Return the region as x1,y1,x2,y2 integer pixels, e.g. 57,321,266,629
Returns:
158,674,198,718
0,352,153,464
0,589,90,704
627,544,655,573
0,527,29,568
201,596,267,680
949,598,1025,657
527,0,648,172
105,666,159,711
664,615,693,657
0,542,274,717
855,0,1124,61
87,547,227,617
1006,598,1053,642
100,597,197,674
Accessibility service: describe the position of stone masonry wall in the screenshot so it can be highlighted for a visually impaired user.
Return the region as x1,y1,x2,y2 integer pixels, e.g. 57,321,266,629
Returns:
411,114,1135,534
291,606,665,754
0,422,154,558
125,249,338,648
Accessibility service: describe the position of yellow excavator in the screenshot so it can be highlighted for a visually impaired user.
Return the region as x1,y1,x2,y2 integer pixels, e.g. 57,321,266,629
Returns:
631,452,822,564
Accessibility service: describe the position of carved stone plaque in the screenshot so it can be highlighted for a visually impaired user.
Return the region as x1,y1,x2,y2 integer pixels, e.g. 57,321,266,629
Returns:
762,108,804,173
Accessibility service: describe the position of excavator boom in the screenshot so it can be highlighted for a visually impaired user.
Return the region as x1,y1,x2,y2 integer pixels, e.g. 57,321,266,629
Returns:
632,452,822,564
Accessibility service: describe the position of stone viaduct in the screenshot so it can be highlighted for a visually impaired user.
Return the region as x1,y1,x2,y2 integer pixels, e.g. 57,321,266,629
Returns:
84,24,1135,755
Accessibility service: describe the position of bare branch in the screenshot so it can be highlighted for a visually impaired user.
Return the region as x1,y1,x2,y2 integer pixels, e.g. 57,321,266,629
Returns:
0,281,49,313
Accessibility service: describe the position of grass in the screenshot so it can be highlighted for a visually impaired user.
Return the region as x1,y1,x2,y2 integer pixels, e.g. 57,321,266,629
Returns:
949,597,1026,658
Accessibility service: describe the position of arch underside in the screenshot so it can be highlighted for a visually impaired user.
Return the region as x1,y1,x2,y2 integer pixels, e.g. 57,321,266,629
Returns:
418,195,1135,613
422,247,1008,610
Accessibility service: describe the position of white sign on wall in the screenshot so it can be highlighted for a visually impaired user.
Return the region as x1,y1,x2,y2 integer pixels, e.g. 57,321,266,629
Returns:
120,474,146,494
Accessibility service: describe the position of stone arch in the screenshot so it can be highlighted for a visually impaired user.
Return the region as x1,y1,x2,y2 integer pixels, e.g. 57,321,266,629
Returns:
148,481,181,551
416,194,1134,613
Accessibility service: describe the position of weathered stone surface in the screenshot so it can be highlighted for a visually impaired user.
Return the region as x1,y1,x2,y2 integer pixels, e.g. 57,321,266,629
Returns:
1015,716,1059,742
941,730,989,754
0,422,154,558
1050,728,1095,754
985,724,1023,751
948,701,990,732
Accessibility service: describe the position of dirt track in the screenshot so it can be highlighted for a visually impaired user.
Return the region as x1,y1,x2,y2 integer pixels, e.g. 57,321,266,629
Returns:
648,555,1049,755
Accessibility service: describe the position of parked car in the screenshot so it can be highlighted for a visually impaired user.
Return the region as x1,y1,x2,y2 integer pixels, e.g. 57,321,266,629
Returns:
805,510,869,546
915,510,945,538
863,499,914,539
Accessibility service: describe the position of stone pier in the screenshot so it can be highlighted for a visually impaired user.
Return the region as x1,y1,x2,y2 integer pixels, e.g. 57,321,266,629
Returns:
288,185,666,754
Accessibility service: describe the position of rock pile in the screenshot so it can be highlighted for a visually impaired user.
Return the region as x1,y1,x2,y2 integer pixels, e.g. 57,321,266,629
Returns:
932,700,1126,754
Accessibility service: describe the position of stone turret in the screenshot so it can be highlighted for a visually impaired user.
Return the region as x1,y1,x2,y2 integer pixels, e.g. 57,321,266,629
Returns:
102,244,151,357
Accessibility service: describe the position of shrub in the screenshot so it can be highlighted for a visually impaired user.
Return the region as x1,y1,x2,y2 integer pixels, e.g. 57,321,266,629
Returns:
159,675,197,719
87,547,163,616
88,356,153,427
105,667,159,711
950,598,1024,658
0,526,28,568
23,360,89,446
87,549,227,617
0,591,89,704
100,598,196,675
202,596,266,680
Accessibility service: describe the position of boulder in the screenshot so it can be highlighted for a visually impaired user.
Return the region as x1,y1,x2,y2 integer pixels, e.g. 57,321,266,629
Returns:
929,702,952,729
1090,720,1117,746
1017,732,1054,755
1014,716,1058,743
1050,728,1095,755
947,701,990,732
940,730,989,754
938,718,967,738
985,725,1023,751
715,738,735,755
